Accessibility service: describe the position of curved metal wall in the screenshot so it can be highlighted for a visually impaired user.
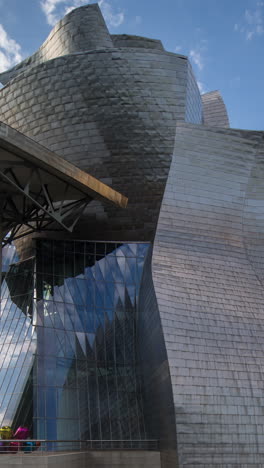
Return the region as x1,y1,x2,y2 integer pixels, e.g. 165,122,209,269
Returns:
201,90,230,128
138,248,178,467
152,121,264,466
0,4,113,85
0,4,202,245
185,61,203,124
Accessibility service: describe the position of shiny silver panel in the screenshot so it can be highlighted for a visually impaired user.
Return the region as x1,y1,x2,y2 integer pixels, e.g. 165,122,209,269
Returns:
152,122,264,466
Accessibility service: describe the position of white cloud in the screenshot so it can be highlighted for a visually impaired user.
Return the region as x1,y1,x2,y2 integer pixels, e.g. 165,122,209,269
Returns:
0,24,22,72
189,40,208,94
234,4,264,40
189,48,204,70
245,7,262,25
197,80,206,94
246,30,254,40
40,0,124,28
175,45,182,53
98,0,124,27
40,0,88,26
64,0,91,15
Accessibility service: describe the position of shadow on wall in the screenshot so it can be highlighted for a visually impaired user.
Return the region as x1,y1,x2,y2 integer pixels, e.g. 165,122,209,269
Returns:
138,247,179,468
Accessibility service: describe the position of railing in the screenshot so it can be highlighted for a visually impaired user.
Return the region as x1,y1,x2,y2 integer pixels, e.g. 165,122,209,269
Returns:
0,439,159,455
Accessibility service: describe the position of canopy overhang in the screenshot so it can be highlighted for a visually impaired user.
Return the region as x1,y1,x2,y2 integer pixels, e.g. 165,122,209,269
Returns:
0,122,128,244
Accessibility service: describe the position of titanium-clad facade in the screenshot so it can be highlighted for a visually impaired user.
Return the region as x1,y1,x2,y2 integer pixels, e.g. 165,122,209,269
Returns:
152,123,264,466
0,3,202,246
201,89,230,127
1,3,264,468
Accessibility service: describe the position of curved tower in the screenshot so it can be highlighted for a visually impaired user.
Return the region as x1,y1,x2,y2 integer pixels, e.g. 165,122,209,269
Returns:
0,3,202,245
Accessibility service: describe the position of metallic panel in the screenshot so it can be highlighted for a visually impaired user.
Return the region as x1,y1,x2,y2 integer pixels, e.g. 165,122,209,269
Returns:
152,121,264,466
0,4,202,243
138,247,178,467
202,90,230,127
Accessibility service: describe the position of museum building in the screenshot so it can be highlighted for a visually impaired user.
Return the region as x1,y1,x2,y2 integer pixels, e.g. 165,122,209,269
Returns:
1,4,264,467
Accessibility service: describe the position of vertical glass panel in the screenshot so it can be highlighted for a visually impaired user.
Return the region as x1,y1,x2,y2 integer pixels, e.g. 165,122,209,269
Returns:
0,240,149,444
0,256,36,430
46,387,57,416
37,386,45,418
46,418,57,440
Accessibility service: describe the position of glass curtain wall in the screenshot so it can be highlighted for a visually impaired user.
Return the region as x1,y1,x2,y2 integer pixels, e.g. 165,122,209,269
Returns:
0,240,149,440
33,240,149,441
0,257,36,432
0,240,149,442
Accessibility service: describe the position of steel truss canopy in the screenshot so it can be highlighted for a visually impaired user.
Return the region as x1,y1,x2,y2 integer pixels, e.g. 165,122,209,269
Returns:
0,122,128,246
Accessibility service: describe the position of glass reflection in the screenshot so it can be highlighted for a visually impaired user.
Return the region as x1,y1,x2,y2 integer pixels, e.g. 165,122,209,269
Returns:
0,241,149,443
0,257,36,430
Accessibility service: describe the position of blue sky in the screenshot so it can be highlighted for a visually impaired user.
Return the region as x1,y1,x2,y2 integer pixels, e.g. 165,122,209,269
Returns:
0,0,263,130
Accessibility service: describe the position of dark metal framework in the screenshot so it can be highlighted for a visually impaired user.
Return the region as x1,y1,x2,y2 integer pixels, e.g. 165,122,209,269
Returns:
0,160,92,246
0,122,127,248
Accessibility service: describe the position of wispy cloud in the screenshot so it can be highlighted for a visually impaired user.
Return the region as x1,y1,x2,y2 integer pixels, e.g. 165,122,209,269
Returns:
189,39,207,71
40,0,61,26
189,48,204,70
41,0,88,26
197,80,207,94
40,0,124,28
234,4,264,40
64,0,92,16
0,24,22,72
98,0,124,27
188,39,208,95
